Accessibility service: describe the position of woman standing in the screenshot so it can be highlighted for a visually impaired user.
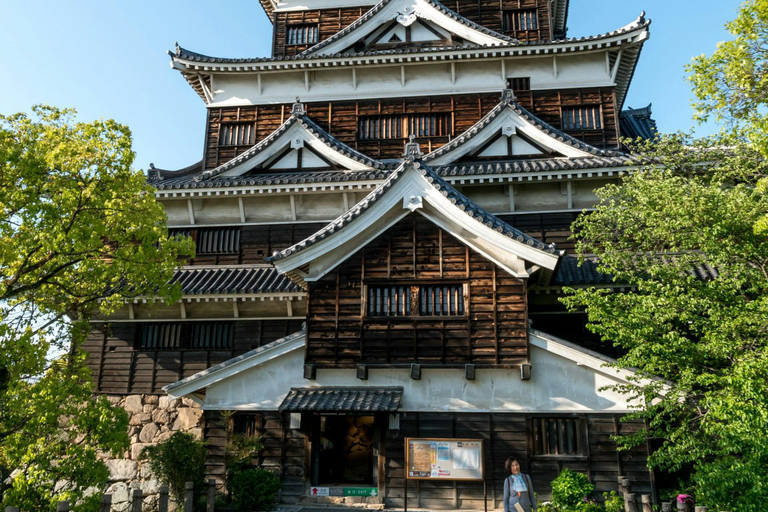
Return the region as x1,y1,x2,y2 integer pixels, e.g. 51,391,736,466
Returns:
503,457,537,512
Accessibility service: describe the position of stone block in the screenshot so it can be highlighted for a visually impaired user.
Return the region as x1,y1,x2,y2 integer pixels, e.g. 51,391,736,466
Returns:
105,459,138,481
106,482,130,505
139,423,160,443
143,404,156,413
172,408,203,431
144,395,159,404
152,409,169,425
124,395,143,414
131,442,154,461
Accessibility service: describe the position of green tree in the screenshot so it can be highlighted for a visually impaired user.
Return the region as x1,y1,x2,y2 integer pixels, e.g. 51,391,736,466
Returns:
140,432,207,510
0,106,194,510
563,136,768,512
688,0,768,152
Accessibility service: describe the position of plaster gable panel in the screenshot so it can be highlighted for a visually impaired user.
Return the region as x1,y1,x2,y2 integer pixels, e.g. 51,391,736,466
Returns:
92,304,132,321
201,335,639,412
511,136,544,156
513,182,568,211
184,301,237,319
476,137,509,158
300,149,331,169
377,24,407,43
410,20,449,42
295,193,347,221
268,149,300,169
236,299,304,317
462,185,509,213
571,178,615,209
241,196,294,222
189,198,242,225
163,200,193,226
554,53,612,87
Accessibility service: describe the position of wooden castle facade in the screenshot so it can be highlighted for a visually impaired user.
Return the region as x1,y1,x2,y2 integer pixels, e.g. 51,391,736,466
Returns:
86,0,658,507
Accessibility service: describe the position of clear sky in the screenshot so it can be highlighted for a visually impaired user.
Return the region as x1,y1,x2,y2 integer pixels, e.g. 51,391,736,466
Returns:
0,0,742,171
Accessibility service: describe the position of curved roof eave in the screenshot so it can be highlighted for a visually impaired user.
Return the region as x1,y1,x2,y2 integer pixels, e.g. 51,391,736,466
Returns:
169,14,650,103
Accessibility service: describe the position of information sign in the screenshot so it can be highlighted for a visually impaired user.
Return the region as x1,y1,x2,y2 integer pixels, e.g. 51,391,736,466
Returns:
405,438,484,481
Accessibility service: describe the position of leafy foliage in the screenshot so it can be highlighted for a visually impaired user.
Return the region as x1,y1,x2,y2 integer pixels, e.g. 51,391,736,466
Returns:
688,0,768,152
0,106,193,509
141,432,207,510
229,468,281,512
225,433,264,479
563,136,768,512
549,469,594,510
601,492,623,512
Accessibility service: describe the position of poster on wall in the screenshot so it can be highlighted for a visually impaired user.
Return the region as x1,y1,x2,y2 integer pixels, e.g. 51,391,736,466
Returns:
405,438,484,480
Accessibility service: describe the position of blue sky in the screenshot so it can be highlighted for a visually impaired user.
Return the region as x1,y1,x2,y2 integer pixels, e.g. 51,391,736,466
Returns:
0,1,742,171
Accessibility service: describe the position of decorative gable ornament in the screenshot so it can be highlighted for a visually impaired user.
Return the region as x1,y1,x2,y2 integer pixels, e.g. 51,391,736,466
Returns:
395,7,419,26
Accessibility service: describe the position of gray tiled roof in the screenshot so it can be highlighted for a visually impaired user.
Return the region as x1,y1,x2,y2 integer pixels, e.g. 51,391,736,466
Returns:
153,169,392,190
171,16,649,64
553,256,614,286
173,266,300,295
620,104,657,141
424,89,622,162
198,107,386,182
267,156,557,263
296,0,518,58
278,387,404,412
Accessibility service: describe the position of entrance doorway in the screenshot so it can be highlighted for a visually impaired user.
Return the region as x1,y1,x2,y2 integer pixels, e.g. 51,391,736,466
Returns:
313,415,377,485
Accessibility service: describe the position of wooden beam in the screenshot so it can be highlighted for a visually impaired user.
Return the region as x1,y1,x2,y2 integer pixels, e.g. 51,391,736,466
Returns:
187,199,196,225
238,197,246,223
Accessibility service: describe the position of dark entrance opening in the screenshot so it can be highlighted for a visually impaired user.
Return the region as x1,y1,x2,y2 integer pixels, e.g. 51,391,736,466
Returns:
313,414,377,485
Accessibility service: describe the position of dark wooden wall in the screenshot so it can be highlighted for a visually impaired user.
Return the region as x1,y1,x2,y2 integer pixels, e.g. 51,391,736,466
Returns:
204,89,619,169
182,223,326,266
306,214,528,368
271,0,556,57
86,319,304,394
205,411,651,507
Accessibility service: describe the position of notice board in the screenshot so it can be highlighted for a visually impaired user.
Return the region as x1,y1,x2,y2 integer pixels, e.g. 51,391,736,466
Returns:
405,438,484,480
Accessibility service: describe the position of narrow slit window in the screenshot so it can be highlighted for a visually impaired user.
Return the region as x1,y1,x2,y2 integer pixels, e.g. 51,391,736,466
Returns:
219,123,255,146
367,284,464,316
504,9,538,32
532,417,583,456
286,24,318,46
561,106,602,131
358,114,452,140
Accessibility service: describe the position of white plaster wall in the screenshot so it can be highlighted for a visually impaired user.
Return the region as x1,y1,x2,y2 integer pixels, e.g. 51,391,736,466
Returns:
209,53,612,106
202,335,640,413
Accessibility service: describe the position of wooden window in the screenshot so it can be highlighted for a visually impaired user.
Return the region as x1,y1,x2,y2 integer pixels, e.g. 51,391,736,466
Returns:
358,114,452,140
561,106,602,131
219,123,255,147
169,227,241,255
368,286,412,316
504,9,538,31
137,323,182,350
286,24,318,46
419,285,465,316
531,417,585,456
507,77,531,92
367,284,465,317
136,322,234,350
190,322,235,349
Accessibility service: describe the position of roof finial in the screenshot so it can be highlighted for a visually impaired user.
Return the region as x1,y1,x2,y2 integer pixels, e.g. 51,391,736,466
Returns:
501,88,515,102
292,98,305,115
404,134,423,159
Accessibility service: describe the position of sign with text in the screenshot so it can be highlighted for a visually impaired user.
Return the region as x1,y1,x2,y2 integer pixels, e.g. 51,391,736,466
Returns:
405,438,484,481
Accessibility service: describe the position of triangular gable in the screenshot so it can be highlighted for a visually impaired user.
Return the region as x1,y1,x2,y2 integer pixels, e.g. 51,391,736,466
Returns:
424,89,621,166
164,327,646,413
197,103,385,182
299,0,516,58
267,148,560,287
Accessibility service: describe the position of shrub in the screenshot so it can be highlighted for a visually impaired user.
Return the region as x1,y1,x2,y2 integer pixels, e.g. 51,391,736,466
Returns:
230,468,281,511
141,432,207,510
602,491,624,512
550,468,595,510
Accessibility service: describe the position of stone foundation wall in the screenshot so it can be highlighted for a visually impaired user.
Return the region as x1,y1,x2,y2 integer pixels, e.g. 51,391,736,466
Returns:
103,394,204,511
